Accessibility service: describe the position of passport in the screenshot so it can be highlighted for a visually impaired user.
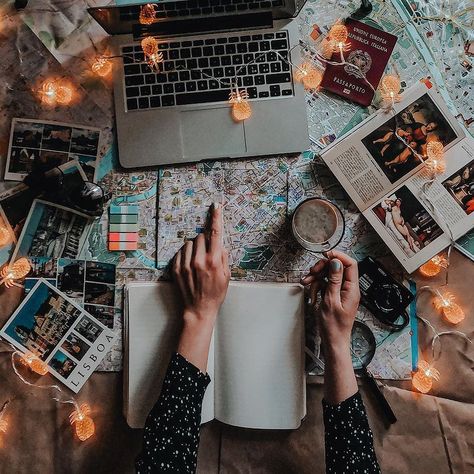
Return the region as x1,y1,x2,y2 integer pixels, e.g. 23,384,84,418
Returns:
320,19,398,107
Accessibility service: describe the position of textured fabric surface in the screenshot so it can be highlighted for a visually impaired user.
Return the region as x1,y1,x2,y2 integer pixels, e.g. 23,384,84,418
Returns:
1,251,474,472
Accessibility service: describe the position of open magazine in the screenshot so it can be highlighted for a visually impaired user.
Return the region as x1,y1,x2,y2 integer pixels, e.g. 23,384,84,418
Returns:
321,81,474,274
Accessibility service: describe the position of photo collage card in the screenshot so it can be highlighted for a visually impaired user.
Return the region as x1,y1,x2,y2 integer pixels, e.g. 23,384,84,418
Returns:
25,258,117,329
0,280,115,393
5,118,100,182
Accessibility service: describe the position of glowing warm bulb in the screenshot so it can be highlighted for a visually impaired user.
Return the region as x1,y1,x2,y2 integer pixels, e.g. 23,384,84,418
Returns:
380,74,401,104
0,257,31,288
141,37,163,71
92,56,113,77
434,291,465,324
141,37,159,57
70,404,95,441
425,156,446,174
426,140,444,161
328,23,348,44
229,89,252,121
381,75,401,95
320,38,336,59
412,360,440,394
41,80,58,106
40,80,74,106
0,225,10,247
294,63,323,90
20,353,49,376
139,3,158,25
419,255,447,277
56,86,73,105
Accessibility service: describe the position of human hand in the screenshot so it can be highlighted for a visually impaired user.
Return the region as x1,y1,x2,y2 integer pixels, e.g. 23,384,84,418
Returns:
173,202,230,328
173,203,230,372
301,250,360,403
301,250,360,351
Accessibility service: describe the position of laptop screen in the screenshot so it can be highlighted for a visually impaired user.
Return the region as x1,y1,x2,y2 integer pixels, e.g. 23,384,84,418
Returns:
88,0,306,36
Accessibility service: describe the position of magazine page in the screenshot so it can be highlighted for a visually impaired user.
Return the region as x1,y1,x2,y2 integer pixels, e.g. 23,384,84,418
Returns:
363,136,474,273
320,81,465,211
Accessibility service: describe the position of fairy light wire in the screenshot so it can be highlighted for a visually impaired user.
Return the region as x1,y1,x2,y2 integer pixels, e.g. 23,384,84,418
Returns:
11,351,81,413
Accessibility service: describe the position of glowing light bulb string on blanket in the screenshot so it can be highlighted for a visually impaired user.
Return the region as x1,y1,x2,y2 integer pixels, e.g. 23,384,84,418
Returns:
9,350,95,441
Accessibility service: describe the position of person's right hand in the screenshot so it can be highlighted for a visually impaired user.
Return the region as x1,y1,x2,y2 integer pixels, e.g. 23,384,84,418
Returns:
301,250,360,404
301,250,360,351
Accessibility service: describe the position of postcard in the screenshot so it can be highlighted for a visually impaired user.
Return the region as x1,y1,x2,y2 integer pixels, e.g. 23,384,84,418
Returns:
0,279,115,393
0,160,88,241
11,199,93,262
25,258,117,328
5,118,101,182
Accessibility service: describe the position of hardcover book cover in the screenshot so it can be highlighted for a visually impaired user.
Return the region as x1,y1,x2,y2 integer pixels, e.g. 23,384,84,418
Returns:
320,19,398,106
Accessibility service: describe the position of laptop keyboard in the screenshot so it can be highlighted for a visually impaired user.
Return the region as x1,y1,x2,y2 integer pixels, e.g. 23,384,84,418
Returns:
119,0,284,21
122,31,293,111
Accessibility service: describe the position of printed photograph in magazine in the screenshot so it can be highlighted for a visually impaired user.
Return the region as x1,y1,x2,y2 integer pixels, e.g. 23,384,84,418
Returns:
361,93,458,183
320,82,465,212
371,186,443,258
442,158,474,216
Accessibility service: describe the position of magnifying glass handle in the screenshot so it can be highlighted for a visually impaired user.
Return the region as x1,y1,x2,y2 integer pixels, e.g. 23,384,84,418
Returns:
363,368,397,425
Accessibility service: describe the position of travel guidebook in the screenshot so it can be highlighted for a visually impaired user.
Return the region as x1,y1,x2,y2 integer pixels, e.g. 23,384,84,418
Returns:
0,279,115,392
321,81,474,273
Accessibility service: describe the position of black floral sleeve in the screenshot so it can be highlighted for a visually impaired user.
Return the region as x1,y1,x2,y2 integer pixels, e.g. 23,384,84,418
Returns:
135,352,210,473
323,391,380,473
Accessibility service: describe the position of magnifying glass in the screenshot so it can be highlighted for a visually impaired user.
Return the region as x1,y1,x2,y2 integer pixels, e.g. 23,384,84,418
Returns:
351,321,397,425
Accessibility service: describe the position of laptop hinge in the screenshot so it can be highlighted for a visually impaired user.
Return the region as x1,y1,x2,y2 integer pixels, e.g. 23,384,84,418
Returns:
133,12,273,40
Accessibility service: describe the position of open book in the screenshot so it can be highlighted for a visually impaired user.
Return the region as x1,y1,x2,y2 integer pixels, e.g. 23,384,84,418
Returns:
124,281,306,429
321,81,474,273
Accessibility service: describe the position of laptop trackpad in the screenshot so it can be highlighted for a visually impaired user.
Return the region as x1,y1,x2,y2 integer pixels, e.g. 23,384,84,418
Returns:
181,108,246,158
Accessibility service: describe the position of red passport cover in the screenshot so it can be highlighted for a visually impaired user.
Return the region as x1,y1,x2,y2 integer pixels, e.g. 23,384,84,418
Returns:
320,19,398,107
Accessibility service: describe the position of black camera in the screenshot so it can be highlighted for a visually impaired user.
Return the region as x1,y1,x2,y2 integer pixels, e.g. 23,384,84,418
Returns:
358,256,413,330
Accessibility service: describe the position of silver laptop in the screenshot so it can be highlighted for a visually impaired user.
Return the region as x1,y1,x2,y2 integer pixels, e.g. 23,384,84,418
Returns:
89,1,310,168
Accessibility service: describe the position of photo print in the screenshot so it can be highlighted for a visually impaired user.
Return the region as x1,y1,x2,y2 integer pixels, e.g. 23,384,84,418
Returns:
49,350,77,378
0,161,89,240
41,123,72,152
84,305,115,329
12,199,93,261
61,333,91,361
443,158,474,215
1,280,82,360
5,118,101,181
362,93,459,183
84,282,115,307
74,315,103,344
12,121,43,148
25,258,117,328
372,186,443,257
0,279,116,392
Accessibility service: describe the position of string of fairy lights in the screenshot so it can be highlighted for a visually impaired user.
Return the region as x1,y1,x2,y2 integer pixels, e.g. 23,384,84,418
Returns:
0,1,472,445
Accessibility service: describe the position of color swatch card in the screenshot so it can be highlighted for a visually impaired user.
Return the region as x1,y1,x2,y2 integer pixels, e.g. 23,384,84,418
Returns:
108,205,139,251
